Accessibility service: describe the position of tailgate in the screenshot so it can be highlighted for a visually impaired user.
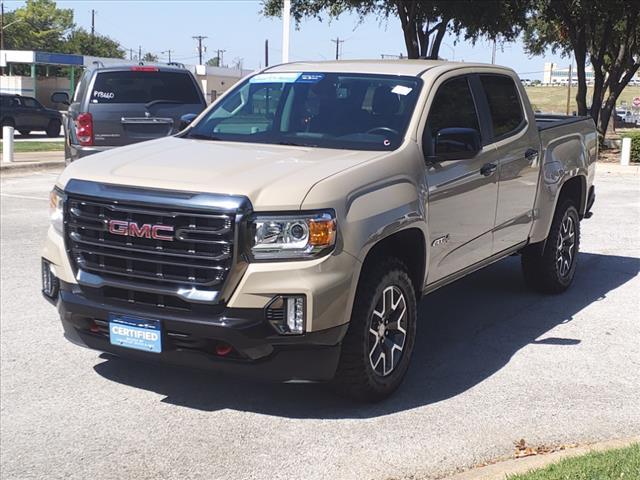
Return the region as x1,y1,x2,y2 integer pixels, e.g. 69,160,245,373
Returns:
89,103,201,146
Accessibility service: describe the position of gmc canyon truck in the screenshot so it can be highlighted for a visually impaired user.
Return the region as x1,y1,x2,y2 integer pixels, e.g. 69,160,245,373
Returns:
42,61,596,401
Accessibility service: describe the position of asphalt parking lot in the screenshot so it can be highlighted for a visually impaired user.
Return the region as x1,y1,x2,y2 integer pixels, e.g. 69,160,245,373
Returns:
1,166,639,480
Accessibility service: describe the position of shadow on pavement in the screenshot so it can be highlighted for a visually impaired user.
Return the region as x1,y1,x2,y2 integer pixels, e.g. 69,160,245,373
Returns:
93,252,639,418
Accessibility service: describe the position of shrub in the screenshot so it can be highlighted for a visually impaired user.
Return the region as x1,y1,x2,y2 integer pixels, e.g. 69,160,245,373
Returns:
622,131,640,163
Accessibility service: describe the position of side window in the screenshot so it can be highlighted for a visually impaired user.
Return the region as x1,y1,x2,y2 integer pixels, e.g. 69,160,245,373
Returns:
424,76,480,154
22,97,39,109
74,70,92,103
479,75,524,139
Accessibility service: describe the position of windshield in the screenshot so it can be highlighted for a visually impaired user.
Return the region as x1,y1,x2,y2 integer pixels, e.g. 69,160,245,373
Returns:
187,72,422,151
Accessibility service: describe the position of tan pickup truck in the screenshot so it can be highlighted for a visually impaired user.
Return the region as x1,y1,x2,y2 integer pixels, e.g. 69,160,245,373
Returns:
42,60,596,401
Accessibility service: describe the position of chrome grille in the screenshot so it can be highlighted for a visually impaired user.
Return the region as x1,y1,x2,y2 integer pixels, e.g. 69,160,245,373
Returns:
65,194,236,305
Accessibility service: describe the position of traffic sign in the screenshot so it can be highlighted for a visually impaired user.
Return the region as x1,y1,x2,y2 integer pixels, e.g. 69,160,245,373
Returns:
633,96,640,108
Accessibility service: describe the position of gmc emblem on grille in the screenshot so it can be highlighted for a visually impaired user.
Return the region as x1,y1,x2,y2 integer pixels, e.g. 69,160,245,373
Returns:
107,220,174,241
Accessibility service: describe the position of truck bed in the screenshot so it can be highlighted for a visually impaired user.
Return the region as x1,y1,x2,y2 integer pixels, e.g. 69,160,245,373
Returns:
535,114,591,131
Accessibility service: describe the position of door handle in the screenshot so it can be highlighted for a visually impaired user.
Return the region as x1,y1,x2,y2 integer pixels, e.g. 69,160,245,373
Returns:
480,162,497,177
525,148,539,162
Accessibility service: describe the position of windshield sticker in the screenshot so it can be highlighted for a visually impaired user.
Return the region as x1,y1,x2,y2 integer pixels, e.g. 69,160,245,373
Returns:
391,85,413,96
297,73,325,83
250,72,301,84
93,90,115,100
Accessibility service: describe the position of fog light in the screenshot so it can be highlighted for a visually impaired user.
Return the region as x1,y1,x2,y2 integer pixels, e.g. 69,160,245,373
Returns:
41,259,59,300
266,295,306,335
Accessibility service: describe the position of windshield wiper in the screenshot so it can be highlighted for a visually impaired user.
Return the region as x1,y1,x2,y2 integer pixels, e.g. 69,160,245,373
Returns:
145,99,182,109
278,140,316,147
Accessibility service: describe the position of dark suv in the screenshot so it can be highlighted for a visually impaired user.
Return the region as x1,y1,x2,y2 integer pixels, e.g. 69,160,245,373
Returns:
1,94,62,137
51,64,207,162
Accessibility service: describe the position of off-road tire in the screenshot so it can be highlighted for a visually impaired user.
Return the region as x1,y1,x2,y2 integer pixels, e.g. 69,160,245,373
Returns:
332,258,417,402
522,199,580,293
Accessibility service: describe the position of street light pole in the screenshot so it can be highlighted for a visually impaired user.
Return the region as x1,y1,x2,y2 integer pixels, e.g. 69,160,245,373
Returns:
282,0,291,63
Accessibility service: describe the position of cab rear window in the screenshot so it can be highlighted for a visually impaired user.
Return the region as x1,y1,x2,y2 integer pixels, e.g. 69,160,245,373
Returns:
91,71,202,104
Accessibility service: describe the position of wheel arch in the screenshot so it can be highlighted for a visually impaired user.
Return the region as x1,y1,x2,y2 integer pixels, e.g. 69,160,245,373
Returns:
358,228,426,299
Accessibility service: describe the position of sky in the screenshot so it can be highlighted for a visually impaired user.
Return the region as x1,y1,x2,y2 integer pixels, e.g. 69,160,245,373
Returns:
4,0,571,80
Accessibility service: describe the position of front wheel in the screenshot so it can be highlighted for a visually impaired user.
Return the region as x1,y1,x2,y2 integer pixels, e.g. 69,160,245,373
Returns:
332,258,417,401
521,199,580,293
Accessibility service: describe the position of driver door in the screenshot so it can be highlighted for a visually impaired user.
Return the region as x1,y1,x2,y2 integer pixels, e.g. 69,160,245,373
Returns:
423,75,500,284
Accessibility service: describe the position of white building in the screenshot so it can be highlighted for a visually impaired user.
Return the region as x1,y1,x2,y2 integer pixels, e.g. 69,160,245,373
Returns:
543,62,640,86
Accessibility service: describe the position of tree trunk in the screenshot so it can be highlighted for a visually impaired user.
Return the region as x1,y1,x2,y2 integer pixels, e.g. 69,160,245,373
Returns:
428,20,448,59
395,1,420,58
573,38,588,116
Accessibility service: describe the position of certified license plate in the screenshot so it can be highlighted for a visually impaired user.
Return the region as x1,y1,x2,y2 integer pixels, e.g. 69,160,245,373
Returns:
108,314,162,353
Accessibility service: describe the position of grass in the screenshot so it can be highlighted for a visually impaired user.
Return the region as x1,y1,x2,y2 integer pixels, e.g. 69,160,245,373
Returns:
525,85,640,114
507,443,640,480
0,141,64,153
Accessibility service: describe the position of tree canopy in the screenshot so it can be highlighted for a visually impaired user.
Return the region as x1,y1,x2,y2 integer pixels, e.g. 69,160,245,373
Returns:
2,0,124,59
262,0,529,60
523,0,640,137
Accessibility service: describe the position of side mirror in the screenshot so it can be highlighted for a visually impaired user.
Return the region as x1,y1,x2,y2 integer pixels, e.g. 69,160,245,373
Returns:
51,92,70,106
179,113,198,131
432,127,481,161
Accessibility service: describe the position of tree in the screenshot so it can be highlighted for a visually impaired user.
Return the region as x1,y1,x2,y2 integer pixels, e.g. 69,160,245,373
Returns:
262,0,529,60
142,52,159,62
206,57,221,67
524,0,640,137
64,28,125,58
2,0,73,52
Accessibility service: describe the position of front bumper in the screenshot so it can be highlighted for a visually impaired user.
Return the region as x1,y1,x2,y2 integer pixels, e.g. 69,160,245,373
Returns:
48,279,348,382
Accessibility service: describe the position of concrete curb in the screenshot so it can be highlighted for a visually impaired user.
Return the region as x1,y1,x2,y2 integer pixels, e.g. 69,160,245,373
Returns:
0,160,65,174
440,437,640,480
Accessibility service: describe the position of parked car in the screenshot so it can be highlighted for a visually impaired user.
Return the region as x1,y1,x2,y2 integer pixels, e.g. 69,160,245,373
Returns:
0,93,62,137
42,61,597,401
51,64,207,163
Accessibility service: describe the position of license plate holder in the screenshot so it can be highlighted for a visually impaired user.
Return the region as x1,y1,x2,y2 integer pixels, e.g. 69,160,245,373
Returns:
108,313,162,353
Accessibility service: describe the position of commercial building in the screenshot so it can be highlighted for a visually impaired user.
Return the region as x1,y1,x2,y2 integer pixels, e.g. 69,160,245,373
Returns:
543,62,640,86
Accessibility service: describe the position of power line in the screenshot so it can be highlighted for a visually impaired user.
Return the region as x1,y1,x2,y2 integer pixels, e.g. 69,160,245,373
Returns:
192,35,208,65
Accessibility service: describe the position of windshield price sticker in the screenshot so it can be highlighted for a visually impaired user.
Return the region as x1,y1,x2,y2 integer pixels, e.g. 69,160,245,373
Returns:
391,85,413,95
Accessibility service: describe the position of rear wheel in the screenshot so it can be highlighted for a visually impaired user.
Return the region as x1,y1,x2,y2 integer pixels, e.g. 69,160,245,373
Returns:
521,199,580,293
46,119,61,138
332,258,417,401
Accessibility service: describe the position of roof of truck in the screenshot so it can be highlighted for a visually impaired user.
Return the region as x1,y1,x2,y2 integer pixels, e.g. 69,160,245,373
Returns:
264,59,513,77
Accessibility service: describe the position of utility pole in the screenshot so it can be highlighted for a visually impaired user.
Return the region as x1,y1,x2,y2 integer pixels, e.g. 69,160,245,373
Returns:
91,9,95,38
566,62,573,115
162,49,173,63
193,35,208,65
331,37,345,60
491,39,496,64
264,39,269,67
129,48,133,61
216,49,226,67
138,45,142,61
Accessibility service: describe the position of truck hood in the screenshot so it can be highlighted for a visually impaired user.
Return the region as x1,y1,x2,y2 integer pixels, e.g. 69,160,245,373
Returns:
58,136,383,210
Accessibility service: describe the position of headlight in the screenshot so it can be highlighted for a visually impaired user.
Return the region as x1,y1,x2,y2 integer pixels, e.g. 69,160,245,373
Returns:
250,211,337,260
49,189,64,234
